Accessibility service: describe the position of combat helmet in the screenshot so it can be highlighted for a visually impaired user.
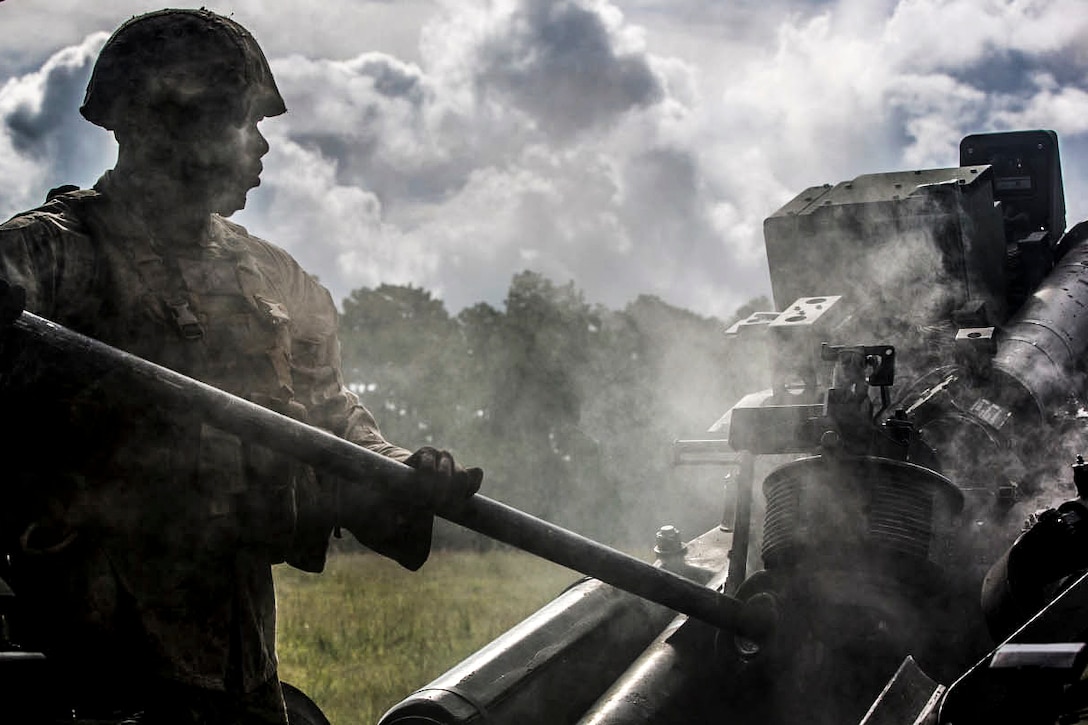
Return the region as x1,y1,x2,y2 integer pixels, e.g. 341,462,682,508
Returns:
80,8,287,131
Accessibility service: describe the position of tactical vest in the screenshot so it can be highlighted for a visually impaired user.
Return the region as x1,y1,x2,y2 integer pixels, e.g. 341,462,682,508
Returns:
59,191,307,557
0,188,344,694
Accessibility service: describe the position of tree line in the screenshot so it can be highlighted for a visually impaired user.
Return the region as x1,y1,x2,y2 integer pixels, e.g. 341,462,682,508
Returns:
337,270,771,549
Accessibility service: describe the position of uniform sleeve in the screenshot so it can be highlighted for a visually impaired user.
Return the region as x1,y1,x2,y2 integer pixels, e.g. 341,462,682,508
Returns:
0,205,102,553
262,244,432,571
279,264,411,461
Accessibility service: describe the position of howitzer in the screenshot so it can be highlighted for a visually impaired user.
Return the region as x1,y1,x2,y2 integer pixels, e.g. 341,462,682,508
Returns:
375,129,1088,725
0,301,759,639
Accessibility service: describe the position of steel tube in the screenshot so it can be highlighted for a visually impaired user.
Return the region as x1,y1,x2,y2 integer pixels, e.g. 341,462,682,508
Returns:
992,235,1088,414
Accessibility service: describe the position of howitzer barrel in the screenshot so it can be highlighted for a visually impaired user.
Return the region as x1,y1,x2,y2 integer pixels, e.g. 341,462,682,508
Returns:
2,309,747,634
992,234,1088,416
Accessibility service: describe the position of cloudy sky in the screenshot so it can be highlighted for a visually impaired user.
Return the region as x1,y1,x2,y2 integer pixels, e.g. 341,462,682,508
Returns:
2,0,1088,320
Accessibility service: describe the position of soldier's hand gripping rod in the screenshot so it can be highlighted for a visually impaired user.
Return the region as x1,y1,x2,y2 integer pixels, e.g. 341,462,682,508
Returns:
1,306,752,636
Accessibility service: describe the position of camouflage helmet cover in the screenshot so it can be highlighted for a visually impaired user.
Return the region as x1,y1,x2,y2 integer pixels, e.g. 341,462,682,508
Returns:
80,8,287,131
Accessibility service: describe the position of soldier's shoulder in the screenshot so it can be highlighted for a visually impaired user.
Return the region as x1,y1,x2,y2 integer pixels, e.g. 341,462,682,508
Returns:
214,216,301,269
212,215,335,307
0,189,99,239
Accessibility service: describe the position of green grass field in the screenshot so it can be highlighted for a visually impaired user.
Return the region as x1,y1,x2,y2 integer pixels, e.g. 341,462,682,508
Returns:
274,549,580,725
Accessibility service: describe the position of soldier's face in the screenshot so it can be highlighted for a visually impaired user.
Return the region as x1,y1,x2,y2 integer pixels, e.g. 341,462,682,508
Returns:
180,108,270,216
132,101,270,216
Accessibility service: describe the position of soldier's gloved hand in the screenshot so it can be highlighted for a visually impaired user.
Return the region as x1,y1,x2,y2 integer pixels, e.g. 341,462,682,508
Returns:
405,446,483,512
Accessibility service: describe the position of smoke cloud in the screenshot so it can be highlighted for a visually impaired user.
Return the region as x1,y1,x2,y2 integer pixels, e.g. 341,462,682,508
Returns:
2,0,1088,320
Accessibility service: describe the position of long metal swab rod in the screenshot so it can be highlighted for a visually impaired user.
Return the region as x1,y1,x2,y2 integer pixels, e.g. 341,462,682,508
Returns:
3,308,750,635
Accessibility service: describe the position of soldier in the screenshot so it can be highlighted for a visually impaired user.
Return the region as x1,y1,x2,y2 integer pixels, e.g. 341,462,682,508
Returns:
0,8,481,724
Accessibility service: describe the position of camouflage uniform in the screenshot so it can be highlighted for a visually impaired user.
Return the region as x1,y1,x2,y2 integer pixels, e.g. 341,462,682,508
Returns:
0,172,431,722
